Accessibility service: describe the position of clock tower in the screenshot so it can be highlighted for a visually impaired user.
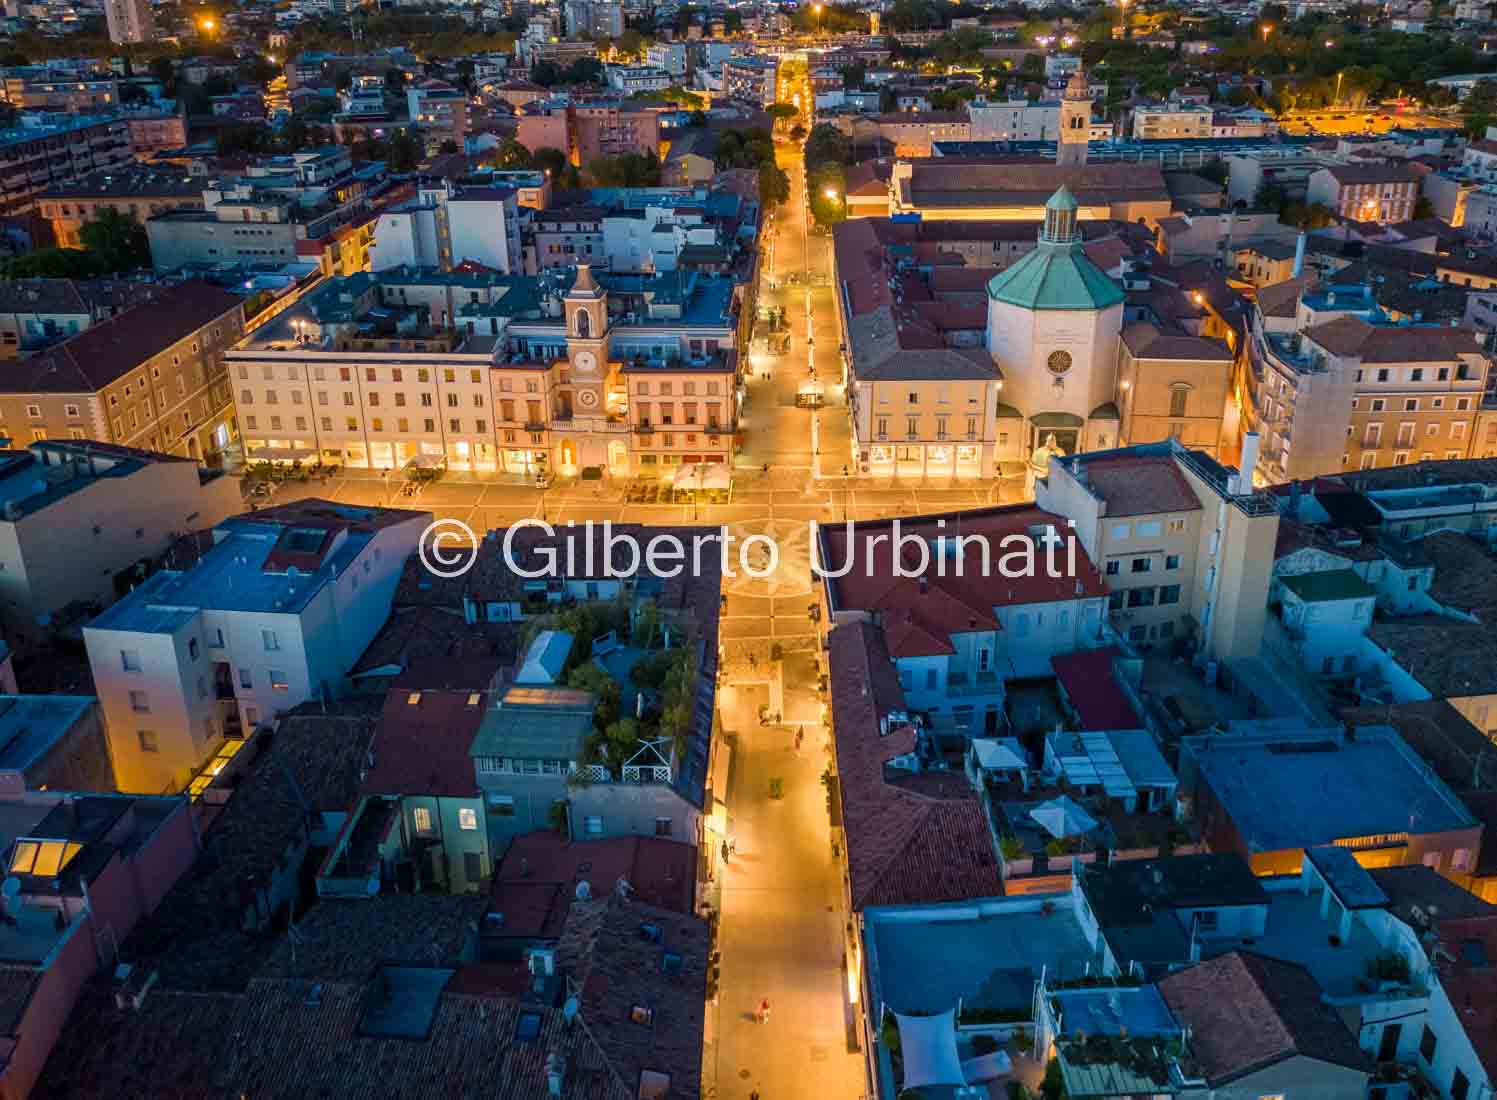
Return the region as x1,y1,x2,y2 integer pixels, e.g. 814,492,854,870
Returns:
564,264,610,419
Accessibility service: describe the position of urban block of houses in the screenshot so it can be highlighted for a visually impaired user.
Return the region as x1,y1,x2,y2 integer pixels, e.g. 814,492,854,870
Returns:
83,499,429,793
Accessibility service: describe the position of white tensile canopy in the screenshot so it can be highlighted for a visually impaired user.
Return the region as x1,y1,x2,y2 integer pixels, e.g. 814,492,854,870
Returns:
1029,795,1098,839
893,1007,965,1090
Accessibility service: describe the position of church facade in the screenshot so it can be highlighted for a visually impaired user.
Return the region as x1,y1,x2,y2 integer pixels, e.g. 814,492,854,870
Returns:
986,186,1127,484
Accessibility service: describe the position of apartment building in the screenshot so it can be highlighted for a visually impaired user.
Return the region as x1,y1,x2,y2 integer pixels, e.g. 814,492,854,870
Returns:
38,166,207,250
0,441,240,649
0,281,245,466
369,180,521,275
532,205,605,271
1306,164,1420,224
1036,440,1280,661
516,99,662,166
406,80,469,150
104,0,154,43
122,110,188,159
84,499,429,793
722,57,777,107
1,75,118,114
0,114,132,217
0,277,158,359
819,507,1111,725
0,790,195,1100
1251,279,1491,482
226,264,740,478
1131,103,1214,140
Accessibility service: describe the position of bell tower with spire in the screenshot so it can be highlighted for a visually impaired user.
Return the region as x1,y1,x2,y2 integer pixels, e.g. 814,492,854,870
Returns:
1057,65,1091,168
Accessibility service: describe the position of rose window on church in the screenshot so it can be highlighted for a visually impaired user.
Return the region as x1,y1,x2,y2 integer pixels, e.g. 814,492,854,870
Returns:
1047,350,1073,375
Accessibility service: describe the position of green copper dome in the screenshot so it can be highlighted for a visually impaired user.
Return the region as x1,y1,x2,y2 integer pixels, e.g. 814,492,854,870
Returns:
986,186,1126,312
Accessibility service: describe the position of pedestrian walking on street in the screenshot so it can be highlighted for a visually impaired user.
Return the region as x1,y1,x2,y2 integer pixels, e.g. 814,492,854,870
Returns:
758,998,771,1024
721,839,730,865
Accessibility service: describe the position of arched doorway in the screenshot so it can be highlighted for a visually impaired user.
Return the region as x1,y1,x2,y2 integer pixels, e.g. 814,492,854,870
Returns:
607,439,628,475
560,438,577,471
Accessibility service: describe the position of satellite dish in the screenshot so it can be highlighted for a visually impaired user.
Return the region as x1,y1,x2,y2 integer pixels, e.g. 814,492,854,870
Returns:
563,995,579,1023
2,877,20,898
575,880,592,900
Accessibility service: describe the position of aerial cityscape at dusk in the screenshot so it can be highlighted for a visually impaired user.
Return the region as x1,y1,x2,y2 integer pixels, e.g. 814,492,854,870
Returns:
5,0,1497,1097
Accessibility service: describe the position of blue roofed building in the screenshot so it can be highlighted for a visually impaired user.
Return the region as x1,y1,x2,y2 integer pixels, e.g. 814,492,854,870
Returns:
83,498,430,793
1178,720,1482,877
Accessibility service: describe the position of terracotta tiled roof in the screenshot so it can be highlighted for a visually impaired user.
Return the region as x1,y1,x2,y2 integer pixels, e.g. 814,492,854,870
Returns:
257,895,486,982
1067,454,1202,518
1122,321,1232,361
822,508,1107,645
361,687,493,797
1320,163,1420,185
1432,914,1497,1081
1159,952,1372,1084
1255,275,1316,319
490,832,697,939
1051,647,1141,730
828,622,1000,910
555,893,708,1099
1305,316,1486,362
0,281,242,395
118,700,383,991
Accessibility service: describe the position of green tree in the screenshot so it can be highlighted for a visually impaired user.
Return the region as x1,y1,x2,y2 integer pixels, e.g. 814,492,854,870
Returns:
0,249,104,279
808,163,848,226
388,129,424,172
615,28,644,58
587,151,661,186
79,207,149,272
802,122,851,171
767,103,799,122
568,662,621,729
759,163,791,208
532,146,581,188
564,56,605,85
491,137,533,167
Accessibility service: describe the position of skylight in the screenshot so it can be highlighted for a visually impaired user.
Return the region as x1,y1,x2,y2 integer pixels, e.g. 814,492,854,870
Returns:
10,839,83,877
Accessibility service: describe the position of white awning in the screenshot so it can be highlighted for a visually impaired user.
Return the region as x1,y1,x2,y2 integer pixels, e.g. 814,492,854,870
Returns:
1029,795,1098,840
250,447,315,462
972,738,1027,771
894,1008,965,1090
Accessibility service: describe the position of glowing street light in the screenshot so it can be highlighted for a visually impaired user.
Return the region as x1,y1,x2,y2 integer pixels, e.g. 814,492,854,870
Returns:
824,187,841,201
199,15,216,33
1260,22,1273,42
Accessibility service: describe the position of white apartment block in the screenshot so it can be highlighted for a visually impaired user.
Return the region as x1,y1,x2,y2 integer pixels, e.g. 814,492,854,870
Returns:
0,441,241,649
84,500,428,793
369,180,522,275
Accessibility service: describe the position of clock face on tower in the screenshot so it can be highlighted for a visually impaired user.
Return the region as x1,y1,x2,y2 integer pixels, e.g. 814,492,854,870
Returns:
574,350,597,375
1047,350,1074,375
577,389,599,408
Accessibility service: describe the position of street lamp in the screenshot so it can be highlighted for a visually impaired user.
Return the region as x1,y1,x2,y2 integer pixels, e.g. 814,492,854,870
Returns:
813,2,823,37
199,15,215,34
1335,71,1345,106
1260,22,1273,43
823,187,840,201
